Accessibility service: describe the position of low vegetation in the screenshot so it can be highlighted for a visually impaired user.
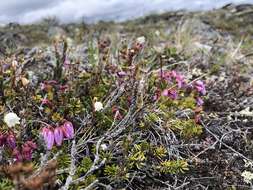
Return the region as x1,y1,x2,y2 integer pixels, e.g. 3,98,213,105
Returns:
0,4,253,190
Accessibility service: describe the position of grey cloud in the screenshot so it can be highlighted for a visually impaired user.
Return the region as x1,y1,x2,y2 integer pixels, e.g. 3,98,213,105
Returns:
0,0,252,24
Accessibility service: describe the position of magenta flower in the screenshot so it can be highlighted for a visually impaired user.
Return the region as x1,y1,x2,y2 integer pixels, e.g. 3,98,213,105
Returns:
175,74,185,88
159,70,171,80
62,121,74,139
54,127,63,146
41,127,54,150
161,89,169,97
6,133,16,149
162,89,178,100
21,145,33,161
194,80,206,95
196,97,204,106
24,140,37,150
171,70,177,78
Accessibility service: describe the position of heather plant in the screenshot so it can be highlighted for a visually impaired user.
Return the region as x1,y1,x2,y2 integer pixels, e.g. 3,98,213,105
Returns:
0,31,207,189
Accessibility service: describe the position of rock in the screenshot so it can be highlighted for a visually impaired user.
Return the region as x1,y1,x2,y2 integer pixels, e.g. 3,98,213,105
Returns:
193,42,212,52
23,47,55,84
181,18,221,43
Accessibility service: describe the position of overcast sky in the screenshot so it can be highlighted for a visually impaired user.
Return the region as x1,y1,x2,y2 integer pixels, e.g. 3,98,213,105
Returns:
0,0,252,24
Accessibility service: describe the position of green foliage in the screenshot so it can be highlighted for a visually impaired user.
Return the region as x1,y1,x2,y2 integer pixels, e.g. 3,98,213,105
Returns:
164,47,178,57
171,119,203,138
67,97,84,116
153,145,167,159
104,164,120,178
57,152,71,169
0,177,13,190
77,157,93,176
145,112,160,123
71,175,97,190
128,142,150,169
158,160,189,174
178,96,196,110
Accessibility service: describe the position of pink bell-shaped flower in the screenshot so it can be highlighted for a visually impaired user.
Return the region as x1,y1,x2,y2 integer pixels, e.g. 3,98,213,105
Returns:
54,127,63,146
62,121,74,140
41,127,54,150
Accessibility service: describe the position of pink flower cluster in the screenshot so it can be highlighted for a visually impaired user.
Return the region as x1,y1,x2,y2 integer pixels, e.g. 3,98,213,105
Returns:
0,131,17,149
41,121,74,150
12,141,37,161
0,131,37,162
160,70,186,88
193,80,206,106
155,70,206,107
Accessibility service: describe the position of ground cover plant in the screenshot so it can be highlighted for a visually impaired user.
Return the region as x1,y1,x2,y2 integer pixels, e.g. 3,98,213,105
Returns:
0,4,253,190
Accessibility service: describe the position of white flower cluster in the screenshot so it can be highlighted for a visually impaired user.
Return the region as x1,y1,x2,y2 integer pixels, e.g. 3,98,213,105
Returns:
4,112,20,127
241,170,253,184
